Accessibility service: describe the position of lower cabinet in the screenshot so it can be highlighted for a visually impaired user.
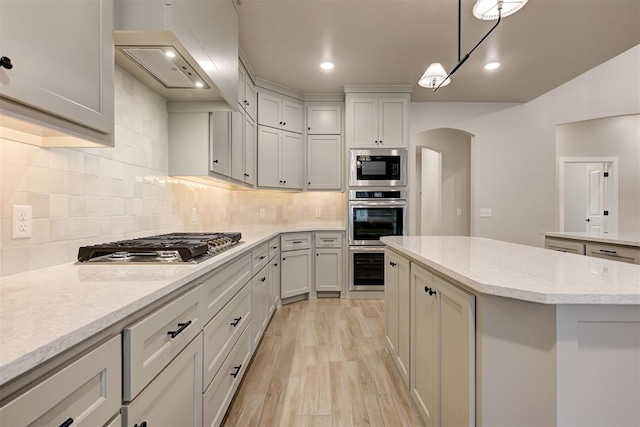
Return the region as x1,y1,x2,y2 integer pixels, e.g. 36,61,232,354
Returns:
122,333,202,427
0,335,121,426
384,250,410,387
410,262,475,427
280,248,312,299
544,237,585,255
314,232,344,293
251,265,270,348
268,254,281,315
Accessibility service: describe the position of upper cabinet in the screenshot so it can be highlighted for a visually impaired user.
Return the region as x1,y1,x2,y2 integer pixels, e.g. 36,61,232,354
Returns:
346,92,409,148
307,105,342,135
0,0,115,147
257,91,304,134
114,0,238,106
238,63,257,121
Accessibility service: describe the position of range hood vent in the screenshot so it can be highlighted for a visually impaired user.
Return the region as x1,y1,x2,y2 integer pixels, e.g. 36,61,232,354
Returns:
117,46,209,89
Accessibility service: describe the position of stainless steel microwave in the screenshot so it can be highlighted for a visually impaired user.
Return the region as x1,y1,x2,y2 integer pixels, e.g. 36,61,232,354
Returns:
349,149,407,187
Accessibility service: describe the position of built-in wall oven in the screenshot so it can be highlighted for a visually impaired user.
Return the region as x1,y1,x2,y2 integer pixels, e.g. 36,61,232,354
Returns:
348,189,406,290
349,149,407,187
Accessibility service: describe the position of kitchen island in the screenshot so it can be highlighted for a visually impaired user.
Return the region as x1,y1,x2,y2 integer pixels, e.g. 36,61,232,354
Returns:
382,236,640,427
543,231,640,263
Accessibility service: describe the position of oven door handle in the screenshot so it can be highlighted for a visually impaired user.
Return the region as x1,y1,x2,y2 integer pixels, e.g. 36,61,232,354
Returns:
349,201,407,207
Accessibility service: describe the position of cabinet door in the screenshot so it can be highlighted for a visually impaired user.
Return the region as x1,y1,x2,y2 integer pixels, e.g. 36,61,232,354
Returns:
384,252,399,358
280,249,312,299
348,98,378,147
307,135,342,190
268,257,281,315
0,336,121,427
544,237,585,255
244,80,257,121
315,248,343,292
251,265,269,349
123,334,202,427
210,112,232,176
0,0,114,135
378,97,408,147
307,105,342,134
411,263,439,427
281,99,304,134
244,115,257,185
281,131,303,189
257,126,281,188
230,110,245,182
435,276,475,427
237,66,246,111
396,254,411,388
257,92,281,129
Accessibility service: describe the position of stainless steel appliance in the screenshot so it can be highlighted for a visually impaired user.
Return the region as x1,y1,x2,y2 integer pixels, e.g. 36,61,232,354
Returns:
349,149,407,187
77,232,242,264
347,189,406,290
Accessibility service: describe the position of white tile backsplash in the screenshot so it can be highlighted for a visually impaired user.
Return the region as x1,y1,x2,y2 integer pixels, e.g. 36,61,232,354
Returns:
0,66,345,277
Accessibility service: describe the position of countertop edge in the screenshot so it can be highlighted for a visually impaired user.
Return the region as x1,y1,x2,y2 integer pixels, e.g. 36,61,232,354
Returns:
543,232,640,248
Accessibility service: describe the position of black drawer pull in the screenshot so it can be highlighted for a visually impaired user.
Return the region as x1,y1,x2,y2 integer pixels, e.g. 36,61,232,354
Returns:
424,286,436,296
272,246,278,249
0,56,13,69
598,249,618,255
230,365,242,378
292,240,303,244
389,261,396,267
260,276,266,282
167,320,192,339
60,418,74,427
134,423,147,427
259,255,266,260
230,317,242,327
274,263,278,266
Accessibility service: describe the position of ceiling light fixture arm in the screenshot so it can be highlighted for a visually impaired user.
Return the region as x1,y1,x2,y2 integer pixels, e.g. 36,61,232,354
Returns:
434,3,502,92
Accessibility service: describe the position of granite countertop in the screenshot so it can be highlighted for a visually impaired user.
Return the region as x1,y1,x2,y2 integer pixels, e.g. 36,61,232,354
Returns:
382,236,640,305
543,231,640,248
0,226,344,388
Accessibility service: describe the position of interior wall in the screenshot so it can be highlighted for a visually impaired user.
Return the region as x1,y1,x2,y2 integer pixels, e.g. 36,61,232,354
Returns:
416,129,471,236
557,115,640,233
421,148,441,235
409,44,640,247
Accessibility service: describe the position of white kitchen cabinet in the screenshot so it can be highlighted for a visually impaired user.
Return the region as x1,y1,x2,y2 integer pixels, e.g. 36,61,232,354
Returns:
258,91,304,134
0,0,114,145
307,105,342,134
544,237,586,255
585,242,640,264
384,250,410,387
281,249,312,299
346,94,409,148
257,125,304,189
123,333,202,427
410,262,475,427
251,265,270,349
210,112,232,176
268,256,281,316
230,109,256,186
238,63,257,121
0,336,121,426
307,134,342,190
315,232,344,293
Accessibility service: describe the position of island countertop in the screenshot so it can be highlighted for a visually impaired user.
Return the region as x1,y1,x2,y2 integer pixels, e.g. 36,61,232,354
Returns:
381,236,640,305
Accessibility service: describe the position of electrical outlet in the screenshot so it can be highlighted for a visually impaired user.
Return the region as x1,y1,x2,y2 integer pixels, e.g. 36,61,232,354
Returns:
315,209,321,218
12,205,32,239
479,208,493,218
259,208,265,218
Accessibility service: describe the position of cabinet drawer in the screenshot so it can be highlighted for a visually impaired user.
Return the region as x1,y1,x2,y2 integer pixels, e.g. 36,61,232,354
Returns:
123,334,202,427
0,336,121,426
252,243,269,272
203,282,252,391
281,232,312,251
201,252,252,323
203,321,253,427
585,243,640,264
268,237,280,260
545,238,585,255
315,232,343,248
123,285,203,401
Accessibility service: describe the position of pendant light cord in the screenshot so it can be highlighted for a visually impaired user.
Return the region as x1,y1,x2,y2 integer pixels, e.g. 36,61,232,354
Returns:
434,1,503,92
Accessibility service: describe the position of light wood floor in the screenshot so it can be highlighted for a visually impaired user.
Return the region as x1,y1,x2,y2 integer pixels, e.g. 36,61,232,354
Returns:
222,298,423,427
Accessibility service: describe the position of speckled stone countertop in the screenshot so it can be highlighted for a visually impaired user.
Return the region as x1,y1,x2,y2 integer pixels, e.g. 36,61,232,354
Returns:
543,231,640,247
382,236,640,305
0,226,344,388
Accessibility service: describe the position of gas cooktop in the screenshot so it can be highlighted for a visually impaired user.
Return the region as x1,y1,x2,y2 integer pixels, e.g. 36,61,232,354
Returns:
77,232,242,264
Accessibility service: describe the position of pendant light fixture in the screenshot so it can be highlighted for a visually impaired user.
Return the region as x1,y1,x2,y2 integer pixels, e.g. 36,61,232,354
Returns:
418,0,527,92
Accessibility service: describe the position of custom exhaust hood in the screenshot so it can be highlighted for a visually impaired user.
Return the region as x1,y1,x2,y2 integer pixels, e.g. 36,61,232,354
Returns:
114,0,239,106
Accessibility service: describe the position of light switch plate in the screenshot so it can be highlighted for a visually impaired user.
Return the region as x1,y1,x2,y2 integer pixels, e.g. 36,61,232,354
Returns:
12,205,32,239
479,208,493,218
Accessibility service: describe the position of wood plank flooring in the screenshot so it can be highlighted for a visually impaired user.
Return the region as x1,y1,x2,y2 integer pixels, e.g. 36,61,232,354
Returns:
222,298,423,427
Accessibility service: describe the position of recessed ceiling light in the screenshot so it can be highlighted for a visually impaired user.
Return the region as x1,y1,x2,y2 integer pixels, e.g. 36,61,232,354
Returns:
320,61,334,70
195,81,204,88
484,61,501,70
165,50,176,59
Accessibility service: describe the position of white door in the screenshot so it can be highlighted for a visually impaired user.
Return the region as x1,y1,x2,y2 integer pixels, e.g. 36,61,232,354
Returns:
281,99,304,134
307,105,342,134
586,163,605,234
257,92,281,129
315,248,343,291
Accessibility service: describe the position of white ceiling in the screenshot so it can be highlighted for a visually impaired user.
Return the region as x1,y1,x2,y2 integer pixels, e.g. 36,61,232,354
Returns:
238,0,640,102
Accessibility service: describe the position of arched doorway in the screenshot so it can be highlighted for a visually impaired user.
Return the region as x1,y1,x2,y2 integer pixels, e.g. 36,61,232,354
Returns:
415,128,473,236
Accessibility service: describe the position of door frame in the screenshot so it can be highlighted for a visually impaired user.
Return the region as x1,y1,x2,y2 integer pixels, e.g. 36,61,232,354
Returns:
558,157,619,233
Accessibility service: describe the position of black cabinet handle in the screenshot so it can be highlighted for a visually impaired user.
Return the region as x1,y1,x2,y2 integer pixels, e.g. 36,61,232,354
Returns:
599,249,618,254
389,261,396,267
230,365,242,378
60,418,74,427
167,320,192,339
282,257,286,261
274,262,278,266
259,255,266,260
308,182,311,185
585,218,591,222
374,140,378,144
260,276,266,282
279,121,283,125
308,127,311,130
272,246,278,249
0,56,13,69
424,286,436,296
380,140,383,144
293,240,303,244
230,317,242,327
134,422,147,427
213,159,218,164
283,180,286,184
